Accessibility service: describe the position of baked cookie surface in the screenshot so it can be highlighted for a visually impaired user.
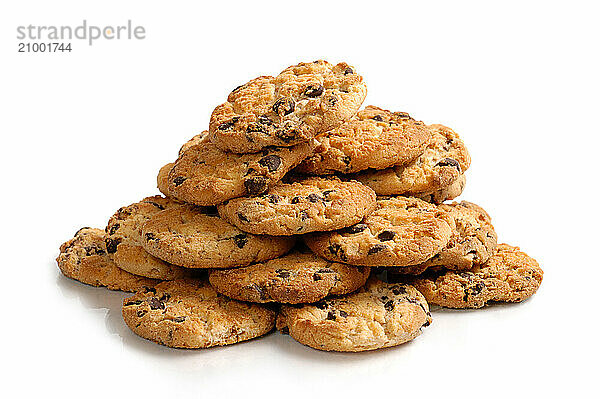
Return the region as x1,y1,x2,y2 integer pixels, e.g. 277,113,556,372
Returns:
57,227,158,292
105,196,193,280
304,196,454,267
217,176,376,236
415,173,466,204
399,244,543,308
276,277,431,352
141,204,295,268
166,140,316,206
355,124,470,196
208,251,370,304
296,106,431,174
122,279,276,348
209,60,367,153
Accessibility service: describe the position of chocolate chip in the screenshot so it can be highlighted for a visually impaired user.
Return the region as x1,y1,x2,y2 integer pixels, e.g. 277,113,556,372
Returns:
144,287,157,294
315,300,328,309
148,297,165,310
326,311,336,321
173,176,186,186
300,211,309,221
275,127,298,142
244,176,268,195
108,223,120,235
276,269,291,279
233,233,248,248
173,316,186,323
372,115,383,121
344,224,367,234
124,300,143,306
105,237,120,254
341,156,351,166
304,84,324,98
258,155,282,172
368,244,387,255
392,286,406,296
145,233,157,241
237,212,249,222
436,158,461,170
246,122,268,134
339,310,348,318
343,67,354,75
313,273,322,281
218,117,239,130
377,231,396,241
272,97,295,116
136,310,147,317
143,201,165,210
84,245,105,256
291,196,301,204
268,194,280,204
307,193,322,203
251,283,268,301
327,243,348,262
321,190,335,199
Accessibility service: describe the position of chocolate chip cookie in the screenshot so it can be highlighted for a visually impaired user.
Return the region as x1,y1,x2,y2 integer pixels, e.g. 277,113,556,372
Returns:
415,173,466,205
209,60,367,153
122,278,276,348
208,251,370,304
57,227,158,292
398,244,543,308
166,139,316,206
276,277,431,352
141,204,295,268
355,124,471,196
304,196,455,267
296,106,431,174
217,176,376,236
105,196,194,280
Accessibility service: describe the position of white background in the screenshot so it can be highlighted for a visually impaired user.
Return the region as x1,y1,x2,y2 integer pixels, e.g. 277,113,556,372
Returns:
1,1,598,397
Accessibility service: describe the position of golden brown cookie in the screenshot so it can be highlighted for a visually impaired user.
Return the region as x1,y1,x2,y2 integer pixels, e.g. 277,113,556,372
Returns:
415,173,466,205
122,279,276,348
296,106,431,174
105,196,193,280
398,244,543,308
57,227,158,292
209,60,367,153
276,277,431,352
304,196,454,267
141,204,295,268
217,176,376,236
355,124,470,196
166,139,316,206
208,251,370,304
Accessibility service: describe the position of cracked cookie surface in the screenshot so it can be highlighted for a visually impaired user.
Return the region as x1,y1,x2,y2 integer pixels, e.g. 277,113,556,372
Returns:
105,196,194,280
398,244,543,308
355,124,470,196
296,106,431,174
57,227,158,292
304,196,454,267
209,251,370,304
276,277,431,352
122,278,276,348
209,60,367,153
165,138,316,206
141,204,295,268
217,176,376,236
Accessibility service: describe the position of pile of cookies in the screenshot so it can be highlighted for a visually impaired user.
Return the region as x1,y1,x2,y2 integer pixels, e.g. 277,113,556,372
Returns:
57,60,543,352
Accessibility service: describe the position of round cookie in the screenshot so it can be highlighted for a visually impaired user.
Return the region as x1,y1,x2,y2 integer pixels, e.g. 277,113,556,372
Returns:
208,251,370,304
122,278,276,348
296,106,431,174
209,60,367,153
355,124,471,196
304,196,455,267
415,173,466,205
398,244,543,308
276,277,431,352
105,196,193,280
217,176,376,236
141,204,296,268
57,227,158,292
166,140,316,206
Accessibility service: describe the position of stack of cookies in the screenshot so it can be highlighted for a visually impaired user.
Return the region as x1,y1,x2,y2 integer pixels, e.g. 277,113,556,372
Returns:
57,60,543,352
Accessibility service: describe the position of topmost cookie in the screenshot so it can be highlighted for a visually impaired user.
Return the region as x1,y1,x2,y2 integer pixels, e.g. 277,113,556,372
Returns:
209,60,367,153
